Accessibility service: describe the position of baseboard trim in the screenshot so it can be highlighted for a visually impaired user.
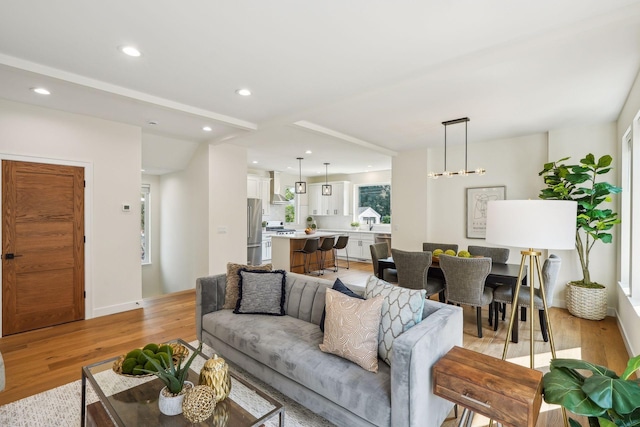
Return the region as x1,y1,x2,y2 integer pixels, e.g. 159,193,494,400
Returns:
92,300,143,318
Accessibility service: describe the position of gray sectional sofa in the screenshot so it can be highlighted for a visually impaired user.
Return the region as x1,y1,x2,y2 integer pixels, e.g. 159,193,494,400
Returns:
196,272,463,427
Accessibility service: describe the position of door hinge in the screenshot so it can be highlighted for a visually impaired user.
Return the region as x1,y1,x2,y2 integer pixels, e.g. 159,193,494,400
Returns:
84,180,86,187
84,291,86,298
84,236,86,243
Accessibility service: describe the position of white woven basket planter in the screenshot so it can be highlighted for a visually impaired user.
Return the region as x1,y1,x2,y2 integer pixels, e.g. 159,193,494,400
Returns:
566,282,607,320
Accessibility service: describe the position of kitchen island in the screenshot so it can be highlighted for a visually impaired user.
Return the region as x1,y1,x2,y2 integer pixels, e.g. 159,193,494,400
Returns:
271,232,344,274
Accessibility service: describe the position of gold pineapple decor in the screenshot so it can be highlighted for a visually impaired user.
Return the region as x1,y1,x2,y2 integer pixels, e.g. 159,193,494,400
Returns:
199,354,232,402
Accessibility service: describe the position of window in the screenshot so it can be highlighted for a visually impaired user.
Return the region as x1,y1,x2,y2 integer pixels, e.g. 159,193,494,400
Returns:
620,111,640,296
357,184,391,225
141,185,150,264
285,186,295,223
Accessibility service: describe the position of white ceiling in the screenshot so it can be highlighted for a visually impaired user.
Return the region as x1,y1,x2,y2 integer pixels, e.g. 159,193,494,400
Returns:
1,1,639,176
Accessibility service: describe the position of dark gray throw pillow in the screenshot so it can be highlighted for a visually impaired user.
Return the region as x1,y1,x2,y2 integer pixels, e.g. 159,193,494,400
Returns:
320,278,364,332
234,269,286,315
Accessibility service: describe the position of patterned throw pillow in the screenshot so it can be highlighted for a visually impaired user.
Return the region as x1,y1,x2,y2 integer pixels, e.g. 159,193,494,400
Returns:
320,289,383,373
223,262,272,309
319,278,364,332
234,269,286,315
365,275,426,366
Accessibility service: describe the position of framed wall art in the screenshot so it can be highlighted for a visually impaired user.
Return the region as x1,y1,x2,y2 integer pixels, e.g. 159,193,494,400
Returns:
466,186,506,239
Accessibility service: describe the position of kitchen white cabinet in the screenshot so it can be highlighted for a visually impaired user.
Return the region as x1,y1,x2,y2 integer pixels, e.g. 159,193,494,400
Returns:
262,236,272,262
247,175,271,215
348,232,374,261
308,181,351,216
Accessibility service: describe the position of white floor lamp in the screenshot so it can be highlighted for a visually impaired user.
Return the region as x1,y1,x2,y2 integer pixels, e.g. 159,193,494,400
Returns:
485,199,577,427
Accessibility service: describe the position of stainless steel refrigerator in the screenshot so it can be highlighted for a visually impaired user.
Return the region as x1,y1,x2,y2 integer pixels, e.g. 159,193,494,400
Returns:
247,198,263,265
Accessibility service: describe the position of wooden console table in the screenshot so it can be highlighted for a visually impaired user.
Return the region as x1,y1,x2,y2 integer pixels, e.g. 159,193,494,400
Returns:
433,346,543,427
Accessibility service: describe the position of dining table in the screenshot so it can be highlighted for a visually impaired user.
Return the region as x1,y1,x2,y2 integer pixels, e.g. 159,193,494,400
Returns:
378,256,528,342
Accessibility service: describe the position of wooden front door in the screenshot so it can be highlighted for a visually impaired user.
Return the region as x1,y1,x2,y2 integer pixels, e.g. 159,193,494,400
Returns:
2,160,85,335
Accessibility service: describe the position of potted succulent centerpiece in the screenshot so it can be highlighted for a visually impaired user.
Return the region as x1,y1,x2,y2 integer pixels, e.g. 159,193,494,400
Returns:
539,154,622,320
543,354,640,426
142,342,203,416
350,221,360,231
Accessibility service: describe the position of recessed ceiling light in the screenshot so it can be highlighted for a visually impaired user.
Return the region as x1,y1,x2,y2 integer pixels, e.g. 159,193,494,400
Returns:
305,150,312,154
203,126,212,132
287,166,293,169
252,161,259,164
141,169,146,172
120,46,141,57
31,87,50,95
367,165,372,168
147,120,158,125
236,88,252,96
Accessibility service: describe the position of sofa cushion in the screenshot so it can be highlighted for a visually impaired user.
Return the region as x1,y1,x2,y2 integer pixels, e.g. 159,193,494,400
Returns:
234,269,286,315
319,278,364,332
202,309,391,425
365,276,426,366
319,289,383,373
223,262,272,309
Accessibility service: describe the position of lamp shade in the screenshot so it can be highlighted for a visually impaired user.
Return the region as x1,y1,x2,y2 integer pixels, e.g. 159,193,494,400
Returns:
485,200,577,250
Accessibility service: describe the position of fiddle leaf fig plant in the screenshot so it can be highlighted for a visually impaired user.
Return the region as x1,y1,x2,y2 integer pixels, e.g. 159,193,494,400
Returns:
543,355,640,426
539,154,622,287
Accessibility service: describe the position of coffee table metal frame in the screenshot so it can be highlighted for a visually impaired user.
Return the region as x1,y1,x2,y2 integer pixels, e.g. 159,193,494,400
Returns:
81,338,284,427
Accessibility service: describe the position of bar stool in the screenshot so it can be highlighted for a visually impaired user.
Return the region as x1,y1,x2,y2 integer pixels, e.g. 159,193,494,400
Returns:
290,238,321,275
333,235,350,270
318,236,336,273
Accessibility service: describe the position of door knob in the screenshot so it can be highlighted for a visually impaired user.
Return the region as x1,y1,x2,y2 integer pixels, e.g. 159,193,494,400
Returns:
2,253,22,260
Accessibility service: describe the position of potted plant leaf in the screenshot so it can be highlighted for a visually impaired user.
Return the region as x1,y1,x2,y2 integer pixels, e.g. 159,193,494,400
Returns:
142,342,203,416
538,154,622,320
350,221,360,230
543,355,640,426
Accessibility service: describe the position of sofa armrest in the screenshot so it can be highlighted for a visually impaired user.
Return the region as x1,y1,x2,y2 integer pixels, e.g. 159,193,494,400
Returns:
391,303,463,427
196,274,227,341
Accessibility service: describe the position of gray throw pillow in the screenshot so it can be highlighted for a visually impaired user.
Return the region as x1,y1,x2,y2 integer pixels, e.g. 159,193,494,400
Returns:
234,269,286,315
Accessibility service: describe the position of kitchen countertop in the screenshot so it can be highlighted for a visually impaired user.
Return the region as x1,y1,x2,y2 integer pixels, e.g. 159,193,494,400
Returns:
320,228,391,235
270,231,342,240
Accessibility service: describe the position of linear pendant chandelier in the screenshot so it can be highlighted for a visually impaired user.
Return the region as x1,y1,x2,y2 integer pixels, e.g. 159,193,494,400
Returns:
428,117,485,179
322,163,332,196
295,157,306,194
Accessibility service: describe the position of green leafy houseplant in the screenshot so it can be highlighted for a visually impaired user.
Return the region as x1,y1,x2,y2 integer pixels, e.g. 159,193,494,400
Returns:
142,342,203,395
538,154,622,287
350,221,360,228
543,355,640,426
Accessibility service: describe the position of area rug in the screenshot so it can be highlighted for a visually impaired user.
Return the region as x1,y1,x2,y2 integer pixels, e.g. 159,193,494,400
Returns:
0,342,336,427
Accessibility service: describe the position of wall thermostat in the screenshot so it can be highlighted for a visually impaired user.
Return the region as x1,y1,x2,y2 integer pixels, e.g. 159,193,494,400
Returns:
122,204,131,212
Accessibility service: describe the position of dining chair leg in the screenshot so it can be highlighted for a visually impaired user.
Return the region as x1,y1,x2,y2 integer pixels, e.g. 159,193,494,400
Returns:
539,309,549,342
521,306,526,321
501,303,506,321
493,303,498,331
476,307,483,338
438,290,446,303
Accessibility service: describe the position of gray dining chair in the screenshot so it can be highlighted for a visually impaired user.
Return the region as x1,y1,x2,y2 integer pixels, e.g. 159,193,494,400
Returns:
423,242,459,254
370,242,398,283
391,249,445,302
467,245,509,263
493,255,561,342
439,254,494,338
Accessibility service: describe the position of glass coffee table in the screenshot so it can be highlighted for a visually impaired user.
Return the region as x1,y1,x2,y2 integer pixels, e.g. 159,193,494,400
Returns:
81,338,284,426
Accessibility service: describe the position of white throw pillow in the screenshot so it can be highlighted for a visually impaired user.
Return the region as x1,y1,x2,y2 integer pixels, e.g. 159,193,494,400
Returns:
365,275,426,366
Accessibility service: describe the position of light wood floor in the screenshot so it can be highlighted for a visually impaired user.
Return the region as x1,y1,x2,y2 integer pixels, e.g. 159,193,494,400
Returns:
0,261,629,427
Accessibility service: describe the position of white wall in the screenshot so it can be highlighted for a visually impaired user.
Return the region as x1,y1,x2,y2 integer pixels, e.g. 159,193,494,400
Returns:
615,68,640,356
392,148,429,250
426,133,547,261
393,126,622,312
0,99,142,319
548,123,618,312
142,174,163,298
159,142,209,293
209,143,247,274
